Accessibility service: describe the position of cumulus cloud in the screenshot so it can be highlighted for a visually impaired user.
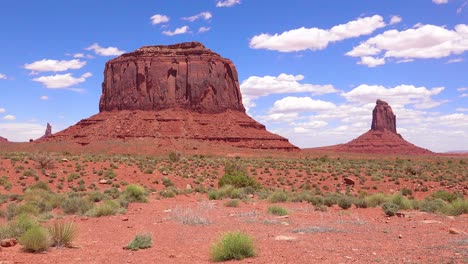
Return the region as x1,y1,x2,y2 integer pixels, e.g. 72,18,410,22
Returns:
270,96,337,113
433,0,448,4
32,72,92,89
0,73,6,79
446,58,463,63
24,59,86,72
240,74,337,109
198,27,211,33
390,15,402,25
182,12,212,22
40,95,49,100
341,84,445,109
0,123,45,142
457,107,468,111
0,108,5,113
249,15,386,52
216,0,241,7
346,24,468,66
86,43,125,56
3,115,16,121
357,56,386,67
151,14,170,25
162,26,190,36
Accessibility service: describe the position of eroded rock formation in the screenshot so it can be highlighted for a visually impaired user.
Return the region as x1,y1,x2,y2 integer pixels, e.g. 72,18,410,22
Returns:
0,136,8,143
99,42,244,113
327,99,433,154
371,99,397,134
43,42,297,151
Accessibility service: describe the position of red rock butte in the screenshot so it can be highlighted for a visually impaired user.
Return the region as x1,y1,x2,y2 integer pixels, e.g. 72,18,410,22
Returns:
42,42,298,151
0,136,8,143
325,99,433,155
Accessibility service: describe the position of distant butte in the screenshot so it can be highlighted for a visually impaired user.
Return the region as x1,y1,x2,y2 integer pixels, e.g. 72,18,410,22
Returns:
0,136,8,143
41,42,298,151
324,99,433,155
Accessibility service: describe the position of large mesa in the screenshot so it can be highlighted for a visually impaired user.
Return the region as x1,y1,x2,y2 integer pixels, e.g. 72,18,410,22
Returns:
99,42,244,113
42,42,297,152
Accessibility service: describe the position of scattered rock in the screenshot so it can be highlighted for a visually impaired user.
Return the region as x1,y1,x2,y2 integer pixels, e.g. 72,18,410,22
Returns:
0,238,18,247
421,220,442,224
343,177,356,186
61,158,69,162
121,217,129,221
274,236,296,241
99,179,109,184
396,212,406,218
398,234,403,239
449,228,461,234
186,184,192,190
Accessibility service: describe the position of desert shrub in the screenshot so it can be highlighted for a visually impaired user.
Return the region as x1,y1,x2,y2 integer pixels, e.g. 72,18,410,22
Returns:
169,206,211,225
0,214,38,239
267,206,288,216
162,177,174,188
365,193,389,207
87,191,107,202
308,195,324,206
126,233,152,251
268,191,288,203
0,176,12,190
353,197,368,208
19,225,50,253
211,231,255,262
62,196,93,215
224,199,240,207
390,193,412,210
122,184,147,203
224,160,248,176
160,188,177,198
218,171,260,189
400,188,413,196
323,195,338,207
23,188,60,213
337,196,353,209
430,190,461,203
229,188,246,199
208,190,219,200
103,187,120,199
33,153,55,170
420,198,446,213
168,151,182,162
382,202,399,216
86,200,123,217
441,199,468,216
13,202,41,218
27,181,50,191
48,222,77,248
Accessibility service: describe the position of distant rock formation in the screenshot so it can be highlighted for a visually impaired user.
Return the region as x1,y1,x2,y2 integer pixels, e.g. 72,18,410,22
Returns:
371,99,397,134
99,42,245,113
325,99,433,155
0,136,8,142
42,42,297,151
37,123,52,141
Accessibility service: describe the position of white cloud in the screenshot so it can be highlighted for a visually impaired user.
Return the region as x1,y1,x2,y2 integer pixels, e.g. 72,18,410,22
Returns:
240,73,338,109
458,87,468,92
0,73,6,80
460,93,468,98
162,26,190,36
0,108,5,113
150,14,170,25
433,0,448,4
3,115,16,121
33,72,92,89
216,0,241,7
259,113,300,123
446,58,464,63
357,56,386,67
86,43,125,56
270,96,337,113
458,1,468,13
198,27,211,33
249,15,386,52
24,59,86,72
347,24,468,66
182,12,212,22
456,107,468,111
73,53,84,58
341,84,445,109
390,15,402,25
0,123,45,142
40,95,49,100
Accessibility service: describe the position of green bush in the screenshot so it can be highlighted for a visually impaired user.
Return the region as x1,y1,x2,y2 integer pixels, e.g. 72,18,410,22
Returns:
19,225,50,253
126,233,153,251
62,196,93,215
268,191,288,203
365,193,389,207
87,191,107,202
211,231,256,262
338,196,353,209
218,171,260,189
431,190,461,203
442,199,468,216
391,193,412,210
382,202,399,216
323,195,338,207
123,184,148,202
353,197,368,208
48,222,77,248
0,214,38,239
208,190,219,200
308,196,324,206
267,206,288,216
86,200,123,217
420,198,446,213
224,199,240,207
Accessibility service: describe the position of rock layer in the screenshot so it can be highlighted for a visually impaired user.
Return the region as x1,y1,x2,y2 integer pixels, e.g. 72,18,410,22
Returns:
0,136,7,143
371,99,397,134
99,42,244,113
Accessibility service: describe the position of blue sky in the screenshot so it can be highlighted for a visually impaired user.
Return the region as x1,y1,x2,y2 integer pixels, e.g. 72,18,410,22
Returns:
0,0,467,152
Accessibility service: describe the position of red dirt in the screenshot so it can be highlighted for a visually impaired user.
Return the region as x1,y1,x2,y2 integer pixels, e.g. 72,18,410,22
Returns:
1,194,467,263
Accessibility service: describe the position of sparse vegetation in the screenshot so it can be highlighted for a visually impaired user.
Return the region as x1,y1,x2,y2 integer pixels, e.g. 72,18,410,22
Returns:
48,221,77,248
211,231,256,262
125,233,152,251
267,205,288,216
19,225,50,253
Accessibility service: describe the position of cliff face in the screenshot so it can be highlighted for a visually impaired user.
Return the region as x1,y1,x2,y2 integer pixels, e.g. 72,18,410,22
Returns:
0,136,7,143
99,42,245,113
371,99,397,134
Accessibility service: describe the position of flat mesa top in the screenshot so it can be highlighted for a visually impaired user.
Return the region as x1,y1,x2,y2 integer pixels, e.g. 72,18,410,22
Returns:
121,42,219,58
